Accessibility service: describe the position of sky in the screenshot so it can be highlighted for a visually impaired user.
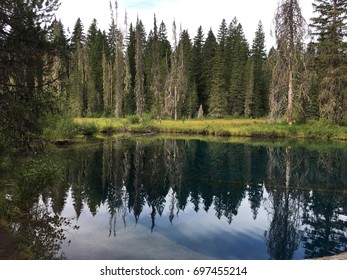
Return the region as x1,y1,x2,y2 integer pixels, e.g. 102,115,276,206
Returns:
55,0,314,50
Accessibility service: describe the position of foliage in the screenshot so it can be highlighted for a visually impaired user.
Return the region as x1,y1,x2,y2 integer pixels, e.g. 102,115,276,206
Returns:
74,118,347,141
251,21,268,117
1,0,347,150
43,114,80,140
228,20,249,115
193,26,206,111
141,113,154,126
208,46,227,118
271,0,306,125
135,19,146,118
310,0,347,124
127,114,140,124
44,3,346,125
15,159,63,200
0,0,61,151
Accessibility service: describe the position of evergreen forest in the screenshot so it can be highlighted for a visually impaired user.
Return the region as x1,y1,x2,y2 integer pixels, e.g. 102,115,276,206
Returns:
1,0,347,151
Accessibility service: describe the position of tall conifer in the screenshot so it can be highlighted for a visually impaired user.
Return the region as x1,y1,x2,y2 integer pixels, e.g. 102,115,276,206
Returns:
192,26,205,111
208,46,227,118
251,21,268,117
310,0,347,123
202,29,217,114
135,19,146,118
229,22,249,115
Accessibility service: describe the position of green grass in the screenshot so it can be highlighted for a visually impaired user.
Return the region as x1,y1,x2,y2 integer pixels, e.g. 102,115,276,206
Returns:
74,117,126,132
73,118,347,141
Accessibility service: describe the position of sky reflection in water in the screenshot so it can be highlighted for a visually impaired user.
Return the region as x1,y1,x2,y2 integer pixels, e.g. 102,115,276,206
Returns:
18,137,347,260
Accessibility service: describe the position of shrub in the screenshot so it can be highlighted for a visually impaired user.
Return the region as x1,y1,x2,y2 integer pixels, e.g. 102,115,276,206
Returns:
15,159,63,201
43,115,80,140
141,113,153,126
77,122,98,136
127,115,140,124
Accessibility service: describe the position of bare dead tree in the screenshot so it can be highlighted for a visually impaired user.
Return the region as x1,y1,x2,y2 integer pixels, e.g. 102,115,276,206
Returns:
268,49,288,122
164,21,188,120
123,10,132,111
273,0,306,125
109,1,125,118
151,14,162,119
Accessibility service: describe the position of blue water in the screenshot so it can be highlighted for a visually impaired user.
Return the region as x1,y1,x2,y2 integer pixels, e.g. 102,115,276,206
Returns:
5,136,347,259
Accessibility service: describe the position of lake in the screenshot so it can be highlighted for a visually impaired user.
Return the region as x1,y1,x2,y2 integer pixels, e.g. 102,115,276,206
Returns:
2,135,347,260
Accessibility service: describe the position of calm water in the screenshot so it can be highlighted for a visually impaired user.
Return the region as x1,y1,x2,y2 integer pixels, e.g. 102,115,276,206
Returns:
3,136,347,259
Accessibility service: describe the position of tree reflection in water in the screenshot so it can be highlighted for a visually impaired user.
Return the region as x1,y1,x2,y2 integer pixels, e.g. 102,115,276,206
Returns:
264,147,301,260
8,158,80,259
7,137,347,259
11,202,79,259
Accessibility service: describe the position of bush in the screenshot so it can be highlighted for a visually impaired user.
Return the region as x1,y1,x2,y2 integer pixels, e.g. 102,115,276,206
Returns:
43,115,80,140
127,115,140,124
15,159,63,201
77,122,98,135
141,113,153,126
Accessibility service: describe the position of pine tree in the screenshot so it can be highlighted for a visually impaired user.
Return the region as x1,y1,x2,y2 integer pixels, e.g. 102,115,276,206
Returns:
192,26,205,111
158,21,172,60
109,1,125,118
71,18,84,51
157,21,171,117
217,19,230,93
144,29,155,111
103,0,116,116
125,24,137,115
208,46,227,118
69,18,87,116
175,28,189,119
229,22,249,115
310,0,347,124
135,19,146,118
244,60,255,117
217,19,228,46
0,0,61,150
178,30,197,118
202,29,217,114
224,18,238,94
272,0,306,125
251,21,268,117
150,14,161,118
86,19,104,115
114,26,125,118
49,19,69,100
306,72,320,120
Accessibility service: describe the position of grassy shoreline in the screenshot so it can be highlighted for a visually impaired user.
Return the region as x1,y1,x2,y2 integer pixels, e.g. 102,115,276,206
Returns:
72,117,347,142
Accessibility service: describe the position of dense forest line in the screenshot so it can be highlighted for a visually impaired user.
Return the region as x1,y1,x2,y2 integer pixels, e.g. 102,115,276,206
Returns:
52,8,270,120
1,0,347,150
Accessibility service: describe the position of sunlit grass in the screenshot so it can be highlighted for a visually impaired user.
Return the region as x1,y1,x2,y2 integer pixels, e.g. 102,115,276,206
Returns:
73,117,347,141
74,117,125,131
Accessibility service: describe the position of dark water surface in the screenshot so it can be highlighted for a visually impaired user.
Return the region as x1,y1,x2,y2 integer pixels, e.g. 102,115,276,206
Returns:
3,136,347,259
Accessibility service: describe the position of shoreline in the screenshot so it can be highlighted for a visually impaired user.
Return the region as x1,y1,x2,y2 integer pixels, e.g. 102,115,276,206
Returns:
72,118,347,142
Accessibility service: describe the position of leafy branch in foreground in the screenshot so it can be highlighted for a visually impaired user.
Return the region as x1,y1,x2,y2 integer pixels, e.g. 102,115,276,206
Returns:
0,0,62,151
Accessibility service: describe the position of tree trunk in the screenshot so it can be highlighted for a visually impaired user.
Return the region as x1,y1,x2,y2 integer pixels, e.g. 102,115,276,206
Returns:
174,85,178,120
287,67,293,125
